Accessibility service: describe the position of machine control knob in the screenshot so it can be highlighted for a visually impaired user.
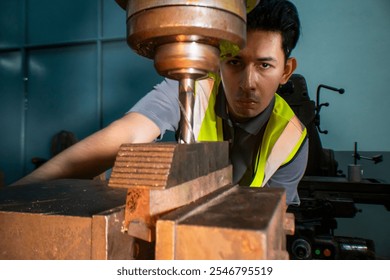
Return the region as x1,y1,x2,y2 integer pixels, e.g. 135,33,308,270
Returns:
291,238,312,260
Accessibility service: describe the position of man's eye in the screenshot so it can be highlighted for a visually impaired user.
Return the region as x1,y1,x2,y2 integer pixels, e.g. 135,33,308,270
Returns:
227,59,241,66
261,63,271,69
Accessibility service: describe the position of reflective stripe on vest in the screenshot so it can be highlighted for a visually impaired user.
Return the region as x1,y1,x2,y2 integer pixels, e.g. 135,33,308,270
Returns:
196,74,223,142
193,76,307,187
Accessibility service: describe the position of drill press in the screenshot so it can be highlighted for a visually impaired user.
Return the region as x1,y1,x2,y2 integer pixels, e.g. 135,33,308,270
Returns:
115,0,257,143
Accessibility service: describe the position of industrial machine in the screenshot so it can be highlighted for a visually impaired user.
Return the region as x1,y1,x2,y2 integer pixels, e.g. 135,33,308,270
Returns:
278,74,390,260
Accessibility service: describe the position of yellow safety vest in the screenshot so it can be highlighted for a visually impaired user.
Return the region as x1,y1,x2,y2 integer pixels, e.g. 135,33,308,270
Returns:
195,76,307,187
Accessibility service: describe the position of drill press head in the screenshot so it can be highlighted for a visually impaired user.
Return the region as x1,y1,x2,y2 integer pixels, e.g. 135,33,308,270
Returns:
115,0,260,142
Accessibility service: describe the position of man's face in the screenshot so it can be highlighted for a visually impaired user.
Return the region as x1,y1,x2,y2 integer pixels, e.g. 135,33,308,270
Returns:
220,30,296,122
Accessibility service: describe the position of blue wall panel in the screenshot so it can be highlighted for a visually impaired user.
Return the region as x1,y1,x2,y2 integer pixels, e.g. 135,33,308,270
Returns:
0,52,24,184
24,45,99,174
292,0,390,151
26,0,98,45
102,41,162,126
102,0,126,38
0,0,24,48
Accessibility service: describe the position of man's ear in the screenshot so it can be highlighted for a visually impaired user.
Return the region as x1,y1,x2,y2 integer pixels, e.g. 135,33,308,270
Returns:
280,57,297,85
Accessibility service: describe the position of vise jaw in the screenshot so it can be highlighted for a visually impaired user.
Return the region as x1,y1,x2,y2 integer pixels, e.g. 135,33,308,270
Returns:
108,142,232,241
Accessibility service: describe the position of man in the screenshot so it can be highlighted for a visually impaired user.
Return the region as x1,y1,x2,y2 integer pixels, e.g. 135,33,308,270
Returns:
13,0,308,205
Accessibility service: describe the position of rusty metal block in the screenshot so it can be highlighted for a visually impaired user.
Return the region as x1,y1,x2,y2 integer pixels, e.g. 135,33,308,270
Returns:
156,185,293,260
109,142,230,189
0,179,139,260
108,142,232,242
122,166,232,241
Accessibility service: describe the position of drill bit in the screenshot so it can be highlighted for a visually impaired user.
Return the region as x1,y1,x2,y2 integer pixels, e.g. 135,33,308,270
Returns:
178,78,196,144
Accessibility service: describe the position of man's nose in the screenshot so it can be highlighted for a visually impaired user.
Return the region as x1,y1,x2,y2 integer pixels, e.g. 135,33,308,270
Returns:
239,65,256,91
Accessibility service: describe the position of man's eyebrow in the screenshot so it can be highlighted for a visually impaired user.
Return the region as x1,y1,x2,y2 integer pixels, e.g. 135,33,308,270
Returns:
232,55,277,62
256,57,277,62
228,55,277,62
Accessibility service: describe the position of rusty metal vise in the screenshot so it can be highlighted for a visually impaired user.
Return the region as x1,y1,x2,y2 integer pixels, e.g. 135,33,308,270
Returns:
109,141,295,260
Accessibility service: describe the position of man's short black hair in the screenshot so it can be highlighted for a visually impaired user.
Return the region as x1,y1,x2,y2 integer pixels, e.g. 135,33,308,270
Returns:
247,0,301,58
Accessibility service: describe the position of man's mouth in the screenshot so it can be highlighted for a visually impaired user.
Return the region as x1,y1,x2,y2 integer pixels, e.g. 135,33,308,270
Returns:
236,98,258,104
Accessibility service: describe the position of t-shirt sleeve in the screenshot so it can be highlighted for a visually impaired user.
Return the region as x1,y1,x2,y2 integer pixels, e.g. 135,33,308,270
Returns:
128,78,180,139
266,139,309,205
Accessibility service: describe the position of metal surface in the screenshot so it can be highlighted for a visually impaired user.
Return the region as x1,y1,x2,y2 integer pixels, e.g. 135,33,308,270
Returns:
0,179,139,260
156,185,293,260
109,142,229,189
109,142,232,241
115,0,260,12
299,176,390,206
288,176,390,260
123,0,247,61
178,78,196,143
348,164,362,182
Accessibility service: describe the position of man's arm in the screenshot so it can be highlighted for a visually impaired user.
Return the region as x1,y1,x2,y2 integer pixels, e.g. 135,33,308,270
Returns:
11,112,160,186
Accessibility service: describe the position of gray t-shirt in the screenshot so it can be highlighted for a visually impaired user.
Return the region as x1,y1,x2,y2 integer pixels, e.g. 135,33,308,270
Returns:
129,78,308,205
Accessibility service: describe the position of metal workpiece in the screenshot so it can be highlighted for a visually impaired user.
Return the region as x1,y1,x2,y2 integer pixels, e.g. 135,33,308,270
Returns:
0,180,138,260
109,142,230,189
156,185,294,260
108,142,232,241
